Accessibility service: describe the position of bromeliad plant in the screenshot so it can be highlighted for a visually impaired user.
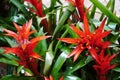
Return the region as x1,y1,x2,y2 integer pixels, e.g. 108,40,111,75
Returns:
0,0,120,80
3,19,50,79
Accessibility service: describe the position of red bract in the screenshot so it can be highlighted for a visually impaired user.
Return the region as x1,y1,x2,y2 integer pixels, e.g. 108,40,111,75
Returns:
67,0,84,21
44,75,64,80
3,19,50,76
25,0,44,17
58,13,111,61
75,0,84,20
92,50,117,80
25,0,49,34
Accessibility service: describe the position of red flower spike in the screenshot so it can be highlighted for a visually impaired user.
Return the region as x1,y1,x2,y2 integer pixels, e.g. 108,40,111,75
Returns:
92,50,117,80
95,18,107,33
67,45,84,61
3,19,50,76
70,24,85,37
44,75,53,80
67,0,84,21
58,38,81,45
30,36,51,44
58,14,111,61
59,76,64,80
75,0,84,20
73,14,81,21
4,47,23,57
3,29,19,42
25,0,49,34
25,0,44,17
24,43,42,60
73,47,84,62
83,11,90,35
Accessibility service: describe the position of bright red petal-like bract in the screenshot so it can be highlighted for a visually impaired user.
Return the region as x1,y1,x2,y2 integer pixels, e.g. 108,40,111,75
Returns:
25,0,49,34
93,50,117,80
58,13,111,61
3,19,50,76
67,0,85,21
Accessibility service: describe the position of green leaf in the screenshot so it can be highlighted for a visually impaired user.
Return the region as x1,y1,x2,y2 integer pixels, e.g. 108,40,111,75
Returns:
113,67,120,72
43,42,54,74
52,4,75,39
4,37,17,47
90,0,120,23
0,18,15,30
90,5,96,19
34,28,48,56
0,53,19,61
10,0,27,14
50,0,57,10
64,75,82,80
54,24,70,55
51,46,70,76
24,68,33,75
17,66,24,74
17,66,33,75
34,39,48,56
110,33,119,43
0,58,18,66
0,75,36,80
10,14,26,24
108,22,117,31
68,56,92,74
100,0,114,21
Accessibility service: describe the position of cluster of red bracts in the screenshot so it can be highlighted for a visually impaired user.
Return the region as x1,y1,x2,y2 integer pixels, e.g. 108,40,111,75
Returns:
3,19,50,78
93,50,117,80
2,0,117,80
58,1,117,80
58,15,117,80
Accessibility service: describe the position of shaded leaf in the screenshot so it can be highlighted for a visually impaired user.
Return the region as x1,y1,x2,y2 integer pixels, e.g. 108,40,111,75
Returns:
64,75,82,80
51,46,70,76
0,58,18,66
0,75,36,80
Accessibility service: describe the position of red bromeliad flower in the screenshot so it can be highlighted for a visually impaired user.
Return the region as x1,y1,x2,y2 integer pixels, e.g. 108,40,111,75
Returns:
3,19,50,76
25,0,44,17
25,0,49,34
67,0,84,21
92,50,117,80
44,75,64,80
58,13,111,61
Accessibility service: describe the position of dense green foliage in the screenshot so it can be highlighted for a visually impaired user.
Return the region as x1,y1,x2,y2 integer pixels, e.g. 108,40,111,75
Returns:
0,0,120,80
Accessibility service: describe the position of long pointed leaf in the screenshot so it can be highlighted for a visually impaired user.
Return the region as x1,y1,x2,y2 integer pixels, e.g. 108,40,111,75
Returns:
0,58,18,66
43,42,54,75
90,0,120,23
68,56,92,74
10,0,27,14
51,46,70,76
52,4,75,39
